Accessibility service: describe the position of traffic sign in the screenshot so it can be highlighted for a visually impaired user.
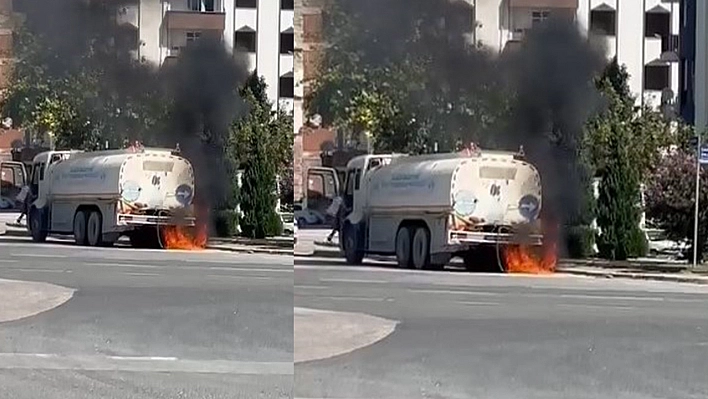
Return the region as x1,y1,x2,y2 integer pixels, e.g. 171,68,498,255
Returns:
700,145,708,165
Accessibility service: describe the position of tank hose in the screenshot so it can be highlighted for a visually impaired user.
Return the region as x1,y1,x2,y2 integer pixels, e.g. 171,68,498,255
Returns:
156,208,167,250
494,224,505,273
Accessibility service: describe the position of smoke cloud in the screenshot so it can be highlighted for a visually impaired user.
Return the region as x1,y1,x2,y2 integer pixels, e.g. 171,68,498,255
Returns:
14,0,252,213
322,0,608,237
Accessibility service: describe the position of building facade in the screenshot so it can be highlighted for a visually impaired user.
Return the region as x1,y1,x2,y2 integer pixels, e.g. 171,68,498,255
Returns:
474,0,680,111
679,0,707,130
118,0,294,111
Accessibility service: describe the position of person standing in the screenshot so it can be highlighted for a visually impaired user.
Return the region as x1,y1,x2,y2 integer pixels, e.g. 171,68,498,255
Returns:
15,184,30,224
326,195,344,243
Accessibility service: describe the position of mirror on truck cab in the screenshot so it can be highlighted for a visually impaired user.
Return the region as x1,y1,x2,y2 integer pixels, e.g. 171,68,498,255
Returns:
305,167,340,216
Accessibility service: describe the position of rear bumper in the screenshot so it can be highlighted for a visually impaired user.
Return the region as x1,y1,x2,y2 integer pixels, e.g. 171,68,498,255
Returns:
449,230,543,246
118,213,196,227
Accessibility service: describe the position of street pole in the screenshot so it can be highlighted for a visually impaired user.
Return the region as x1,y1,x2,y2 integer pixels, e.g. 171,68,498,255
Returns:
694,134,702,268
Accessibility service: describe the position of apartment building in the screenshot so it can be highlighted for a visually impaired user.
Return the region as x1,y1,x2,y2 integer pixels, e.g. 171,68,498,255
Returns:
118,0,294,111
678,0,707,130
474,0,680,111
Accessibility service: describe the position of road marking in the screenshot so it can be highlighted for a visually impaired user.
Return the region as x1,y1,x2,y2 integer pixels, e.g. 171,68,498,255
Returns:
319,278,390,284
85,263,292,274
10,253,67,258
456,301,500,306
555,303,636,311
323,296,392,302
124,272,160,277
0,353,292,375
558,294,665,302
206,275,277,281
10,268,69,274
295,285,329,290
0,259,18,263
208,266,293,274
407,288,501,296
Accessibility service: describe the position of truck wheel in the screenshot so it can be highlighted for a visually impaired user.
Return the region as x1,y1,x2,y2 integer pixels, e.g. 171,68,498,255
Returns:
73,210,88,246
87,211,103,247
343,224,364,265
29,209,47,243
395,226,412,268
411,226,431,270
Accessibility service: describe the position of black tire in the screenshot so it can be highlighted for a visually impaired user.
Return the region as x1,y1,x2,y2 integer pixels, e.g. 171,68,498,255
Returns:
29,208,47,243
342,224,364,265
86,210,103,247
411,226,431,270
73,210,88,246
395,226,412,268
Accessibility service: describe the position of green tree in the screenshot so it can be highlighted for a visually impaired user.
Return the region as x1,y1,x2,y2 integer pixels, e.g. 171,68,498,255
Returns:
586,58,678,259
237,88,282,238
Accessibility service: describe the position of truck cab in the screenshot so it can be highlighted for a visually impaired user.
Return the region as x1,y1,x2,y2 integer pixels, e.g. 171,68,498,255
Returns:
28,151,78,210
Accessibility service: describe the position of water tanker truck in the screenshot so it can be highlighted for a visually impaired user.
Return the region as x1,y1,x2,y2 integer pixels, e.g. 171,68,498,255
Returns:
308,147,544,271
26,148,196,248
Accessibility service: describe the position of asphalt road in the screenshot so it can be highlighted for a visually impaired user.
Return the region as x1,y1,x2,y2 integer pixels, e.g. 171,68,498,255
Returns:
0,235,293,399
295,255,708,399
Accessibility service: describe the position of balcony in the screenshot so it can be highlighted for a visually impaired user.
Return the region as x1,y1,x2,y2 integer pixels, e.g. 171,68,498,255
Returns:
164,10,225,31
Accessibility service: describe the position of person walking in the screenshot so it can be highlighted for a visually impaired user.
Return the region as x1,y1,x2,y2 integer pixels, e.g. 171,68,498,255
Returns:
15,185,30,225
326,195,344,243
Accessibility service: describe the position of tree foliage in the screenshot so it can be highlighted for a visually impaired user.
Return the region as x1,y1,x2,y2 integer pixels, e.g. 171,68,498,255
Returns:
645,148,705,262
236,85,284,238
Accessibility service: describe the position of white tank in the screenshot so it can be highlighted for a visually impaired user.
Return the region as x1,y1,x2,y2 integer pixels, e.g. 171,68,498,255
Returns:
47,149,195,210
366,151,542,225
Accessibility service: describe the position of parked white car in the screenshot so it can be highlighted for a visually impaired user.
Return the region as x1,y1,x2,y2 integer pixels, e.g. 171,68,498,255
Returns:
645,228,689,256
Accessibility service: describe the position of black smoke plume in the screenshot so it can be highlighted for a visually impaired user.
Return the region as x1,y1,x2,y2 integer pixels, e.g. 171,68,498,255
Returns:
15,0,251,214
321,0,607,239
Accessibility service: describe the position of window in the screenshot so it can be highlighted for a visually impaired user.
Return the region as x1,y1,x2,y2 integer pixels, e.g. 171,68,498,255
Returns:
236,0,257,8
644,64,670,91
281,0,293,10
187,0,200,11
39,163,46,181
645,12,670,38
531,10,550,27
590,10,616,36
234,30,256,52
354,169,362,190
186,31,201,43
280,32,294,54
279,75,294,98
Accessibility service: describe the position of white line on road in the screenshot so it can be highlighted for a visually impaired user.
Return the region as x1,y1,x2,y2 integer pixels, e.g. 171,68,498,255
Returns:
0,353,293,375
456,301,500,306
319,278,390,284
295,285,329,290
555,303,636,311
10,253,67,258
9,268,69,274
124,272,161,277
0,259,18,263
206,275,278,281
84,262,292,274
322,296,392,302
407,288,501,296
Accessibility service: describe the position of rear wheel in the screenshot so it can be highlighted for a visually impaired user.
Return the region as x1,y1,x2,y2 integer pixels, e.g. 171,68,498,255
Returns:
411,226,431,270
86,210,103,247
29,208,47,243
395,226,412,268
73,210,88,246
343,224,364,265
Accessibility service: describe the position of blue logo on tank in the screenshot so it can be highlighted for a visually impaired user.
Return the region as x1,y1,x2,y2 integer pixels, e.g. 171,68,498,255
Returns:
519,195,540,220
175,184,193,206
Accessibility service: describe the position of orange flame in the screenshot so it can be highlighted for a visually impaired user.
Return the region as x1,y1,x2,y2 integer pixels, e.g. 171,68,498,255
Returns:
502,243,557,274
161,224,208,250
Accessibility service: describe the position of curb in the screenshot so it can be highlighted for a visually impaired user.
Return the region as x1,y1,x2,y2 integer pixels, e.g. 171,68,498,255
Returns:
557,268,708,285
206,245,293,256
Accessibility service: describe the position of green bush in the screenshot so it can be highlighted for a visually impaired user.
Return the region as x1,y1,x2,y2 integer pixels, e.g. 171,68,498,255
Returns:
213,209,239,238
564,225,596,259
